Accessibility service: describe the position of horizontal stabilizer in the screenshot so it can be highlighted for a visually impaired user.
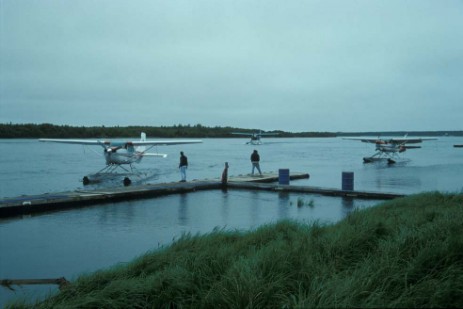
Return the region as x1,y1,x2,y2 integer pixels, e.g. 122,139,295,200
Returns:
142,153,168,158
404,145,421,149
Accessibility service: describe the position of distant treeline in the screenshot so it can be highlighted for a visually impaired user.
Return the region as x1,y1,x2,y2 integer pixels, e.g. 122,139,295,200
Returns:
0,123,336,138
1,123,461,139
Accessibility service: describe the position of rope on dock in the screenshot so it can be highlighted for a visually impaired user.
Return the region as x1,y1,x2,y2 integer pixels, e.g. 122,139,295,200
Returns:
1,277,70,291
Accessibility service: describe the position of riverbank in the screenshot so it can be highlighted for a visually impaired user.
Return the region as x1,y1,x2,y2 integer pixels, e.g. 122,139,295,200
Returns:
8,192,463,308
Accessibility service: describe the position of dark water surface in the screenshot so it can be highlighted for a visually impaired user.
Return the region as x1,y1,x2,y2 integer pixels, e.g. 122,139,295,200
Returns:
1,137,462,305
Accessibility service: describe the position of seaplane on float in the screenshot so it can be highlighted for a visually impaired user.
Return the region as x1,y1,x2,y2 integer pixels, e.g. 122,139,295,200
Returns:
343,135,436,164
231,131,278,145
39,133,202,185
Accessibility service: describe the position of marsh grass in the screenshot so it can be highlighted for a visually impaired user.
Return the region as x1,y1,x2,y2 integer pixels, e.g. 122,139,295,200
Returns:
8,192,463,308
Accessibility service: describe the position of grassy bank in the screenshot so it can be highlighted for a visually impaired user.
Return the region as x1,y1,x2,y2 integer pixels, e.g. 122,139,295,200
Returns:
10,192,463,308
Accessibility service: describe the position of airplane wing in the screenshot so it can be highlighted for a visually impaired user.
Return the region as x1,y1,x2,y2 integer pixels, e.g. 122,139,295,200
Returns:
231,132,277,136
387,137,436,144
141,153,168,158
130,140,202,146
342,137,381,144
39,139,107,145
342,137,436,144
39,139,202,146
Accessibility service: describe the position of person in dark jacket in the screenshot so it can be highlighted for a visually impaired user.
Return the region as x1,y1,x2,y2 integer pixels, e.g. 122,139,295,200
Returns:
221,162,229,187
250,150,262,176
179,151,188,182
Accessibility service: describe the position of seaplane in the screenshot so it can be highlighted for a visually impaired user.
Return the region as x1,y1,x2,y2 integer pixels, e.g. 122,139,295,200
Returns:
232,131,278,145
39,133,202,185
343,135,436,164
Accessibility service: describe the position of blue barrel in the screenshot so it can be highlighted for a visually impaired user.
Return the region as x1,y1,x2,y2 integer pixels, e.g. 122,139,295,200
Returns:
342,172,354,191
279,169,290,185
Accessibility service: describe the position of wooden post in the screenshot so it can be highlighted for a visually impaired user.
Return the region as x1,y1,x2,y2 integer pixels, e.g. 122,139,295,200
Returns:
1,277,70,291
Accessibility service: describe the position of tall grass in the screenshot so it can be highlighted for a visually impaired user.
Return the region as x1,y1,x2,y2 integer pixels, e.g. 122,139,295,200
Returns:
8,192,463,308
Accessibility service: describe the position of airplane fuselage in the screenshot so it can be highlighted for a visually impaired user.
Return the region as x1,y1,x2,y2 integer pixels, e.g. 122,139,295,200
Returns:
375,143,406,153
103,144,144,165
104,151,143,165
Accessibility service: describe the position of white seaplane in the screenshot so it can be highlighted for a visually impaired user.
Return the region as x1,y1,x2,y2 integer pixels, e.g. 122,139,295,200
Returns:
39,133,202,185
343,135,436,164
232,131,278,145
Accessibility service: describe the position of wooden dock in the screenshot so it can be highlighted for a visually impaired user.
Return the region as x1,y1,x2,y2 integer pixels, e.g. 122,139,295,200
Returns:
227,182,404,200
0,171,404,219
227,171,309,183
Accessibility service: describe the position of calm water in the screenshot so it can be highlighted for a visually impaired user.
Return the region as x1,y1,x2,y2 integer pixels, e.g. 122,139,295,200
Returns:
0,137,462,306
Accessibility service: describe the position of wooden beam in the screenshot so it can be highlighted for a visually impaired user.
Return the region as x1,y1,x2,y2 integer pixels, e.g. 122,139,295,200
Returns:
1,277,70,291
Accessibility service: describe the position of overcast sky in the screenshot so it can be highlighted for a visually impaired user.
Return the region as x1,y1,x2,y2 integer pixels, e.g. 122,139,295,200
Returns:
1,0,462,132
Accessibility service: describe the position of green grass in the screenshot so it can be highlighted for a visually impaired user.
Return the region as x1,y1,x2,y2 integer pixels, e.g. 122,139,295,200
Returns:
8,192,463,308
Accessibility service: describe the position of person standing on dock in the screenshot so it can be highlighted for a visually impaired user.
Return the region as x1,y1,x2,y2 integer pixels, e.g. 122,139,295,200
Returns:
221,162,229,186
250,150,262,176
179,151,188,182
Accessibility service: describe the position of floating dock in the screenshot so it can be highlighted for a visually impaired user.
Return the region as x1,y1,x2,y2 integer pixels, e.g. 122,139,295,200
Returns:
227,182,404,200
0,171,404,219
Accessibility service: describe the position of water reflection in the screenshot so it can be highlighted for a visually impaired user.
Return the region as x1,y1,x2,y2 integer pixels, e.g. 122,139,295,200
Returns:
249,190,261,226
277,192,290,219
178,193,189,226
341,197,354,218
220,191,230,227
97,201,136,227
359,164,423,193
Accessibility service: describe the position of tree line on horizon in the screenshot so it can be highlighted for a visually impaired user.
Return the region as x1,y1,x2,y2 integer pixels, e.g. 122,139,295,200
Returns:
0,123,460,139
0,123,337,138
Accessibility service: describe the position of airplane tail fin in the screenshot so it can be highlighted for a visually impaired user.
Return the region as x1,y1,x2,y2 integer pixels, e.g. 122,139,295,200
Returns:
136,132,147,152
137,132,168,158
